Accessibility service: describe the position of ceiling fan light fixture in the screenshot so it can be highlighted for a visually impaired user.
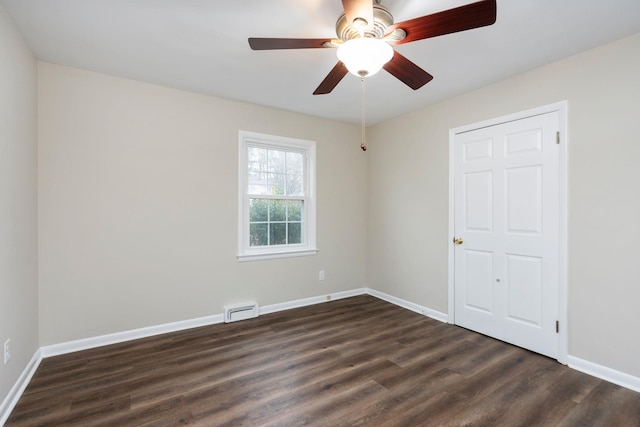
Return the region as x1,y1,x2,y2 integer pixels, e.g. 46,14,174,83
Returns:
336,38,393,77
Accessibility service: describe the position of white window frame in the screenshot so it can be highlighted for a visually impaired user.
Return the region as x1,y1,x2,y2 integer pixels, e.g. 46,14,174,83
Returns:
237,130,317,262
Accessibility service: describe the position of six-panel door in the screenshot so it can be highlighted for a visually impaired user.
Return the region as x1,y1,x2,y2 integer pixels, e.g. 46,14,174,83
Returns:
453,112,560,359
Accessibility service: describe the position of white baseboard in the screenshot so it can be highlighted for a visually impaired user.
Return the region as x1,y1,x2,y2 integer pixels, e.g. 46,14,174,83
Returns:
366,288,449,323
40,313,224,358
567,355,640,394
0,349,42,426
260,288,367,315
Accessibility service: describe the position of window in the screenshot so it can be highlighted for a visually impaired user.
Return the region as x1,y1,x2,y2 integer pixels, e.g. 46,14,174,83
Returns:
238,131,317,261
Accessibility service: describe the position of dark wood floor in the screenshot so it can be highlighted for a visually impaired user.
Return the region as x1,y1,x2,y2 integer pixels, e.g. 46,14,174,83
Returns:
6,295,640,426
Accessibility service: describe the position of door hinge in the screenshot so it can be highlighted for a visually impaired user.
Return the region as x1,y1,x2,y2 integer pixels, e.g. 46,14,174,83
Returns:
556,131,560,144
555,320,559,333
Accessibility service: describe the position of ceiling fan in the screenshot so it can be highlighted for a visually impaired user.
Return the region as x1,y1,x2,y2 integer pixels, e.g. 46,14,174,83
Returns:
248,0,497,95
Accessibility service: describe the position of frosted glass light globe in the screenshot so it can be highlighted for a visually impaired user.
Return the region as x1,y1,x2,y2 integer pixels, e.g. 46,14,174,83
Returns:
337,38,394,77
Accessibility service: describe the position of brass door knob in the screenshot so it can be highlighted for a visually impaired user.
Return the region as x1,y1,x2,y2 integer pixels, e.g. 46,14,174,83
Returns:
453,237,464,245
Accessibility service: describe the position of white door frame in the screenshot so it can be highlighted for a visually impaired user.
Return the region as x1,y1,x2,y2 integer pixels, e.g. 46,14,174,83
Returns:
447,101,568,364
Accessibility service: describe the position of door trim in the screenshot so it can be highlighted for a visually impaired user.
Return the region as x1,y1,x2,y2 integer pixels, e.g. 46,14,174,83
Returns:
447,101,568,364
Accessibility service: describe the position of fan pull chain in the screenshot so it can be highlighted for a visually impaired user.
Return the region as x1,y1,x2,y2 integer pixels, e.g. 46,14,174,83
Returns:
360,73,367,151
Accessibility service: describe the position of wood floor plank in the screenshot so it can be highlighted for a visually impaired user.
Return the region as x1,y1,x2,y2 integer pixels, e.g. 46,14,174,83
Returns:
6,295,640,426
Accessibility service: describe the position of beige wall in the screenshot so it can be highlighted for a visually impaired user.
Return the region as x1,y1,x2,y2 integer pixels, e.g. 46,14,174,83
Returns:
368,32,640,377
38,62,367,345
0,4,39,405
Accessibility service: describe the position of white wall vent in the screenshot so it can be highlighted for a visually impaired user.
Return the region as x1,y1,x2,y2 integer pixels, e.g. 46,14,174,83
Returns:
223,302,259,323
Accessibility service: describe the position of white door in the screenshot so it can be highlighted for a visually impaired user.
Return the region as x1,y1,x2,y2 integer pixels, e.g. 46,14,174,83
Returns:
453,112,560,359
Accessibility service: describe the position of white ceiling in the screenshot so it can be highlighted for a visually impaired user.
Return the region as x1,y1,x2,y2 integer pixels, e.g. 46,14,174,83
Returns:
3,0,640,125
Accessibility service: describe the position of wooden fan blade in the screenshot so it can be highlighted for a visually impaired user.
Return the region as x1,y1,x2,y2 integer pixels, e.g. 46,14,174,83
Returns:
313,62,348,95
248,38,334,50
387,0,496,45
342,0,374,31
383,51,433,90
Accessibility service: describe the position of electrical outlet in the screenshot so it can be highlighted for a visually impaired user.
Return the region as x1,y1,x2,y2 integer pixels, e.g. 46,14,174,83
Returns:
4,339,10,364
319,270,325,281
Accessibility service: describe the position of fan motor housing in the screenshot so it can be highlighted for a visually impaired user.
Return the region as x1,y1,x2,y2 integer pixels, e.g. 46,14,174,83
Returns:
336,5,394,41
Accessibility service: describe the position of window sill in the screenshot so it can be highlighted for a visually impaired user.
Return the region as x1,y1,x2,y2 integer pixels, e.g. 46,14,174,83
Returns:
237,248,319,262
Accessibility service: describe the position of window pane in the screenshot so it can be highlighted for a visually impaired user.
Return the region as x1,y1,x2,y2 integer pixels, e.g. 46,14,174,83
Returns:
248,171,266,185
288,223,302,244
248,171,268,195
288,200,303,221
249,223,268,247
270,223,286,245
248,147,267,172
269,199,286,222
248,185,267,195
268,150,285,173
286,152,303,175
286,174,303,196
267,173,285,195
249,199,268,222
